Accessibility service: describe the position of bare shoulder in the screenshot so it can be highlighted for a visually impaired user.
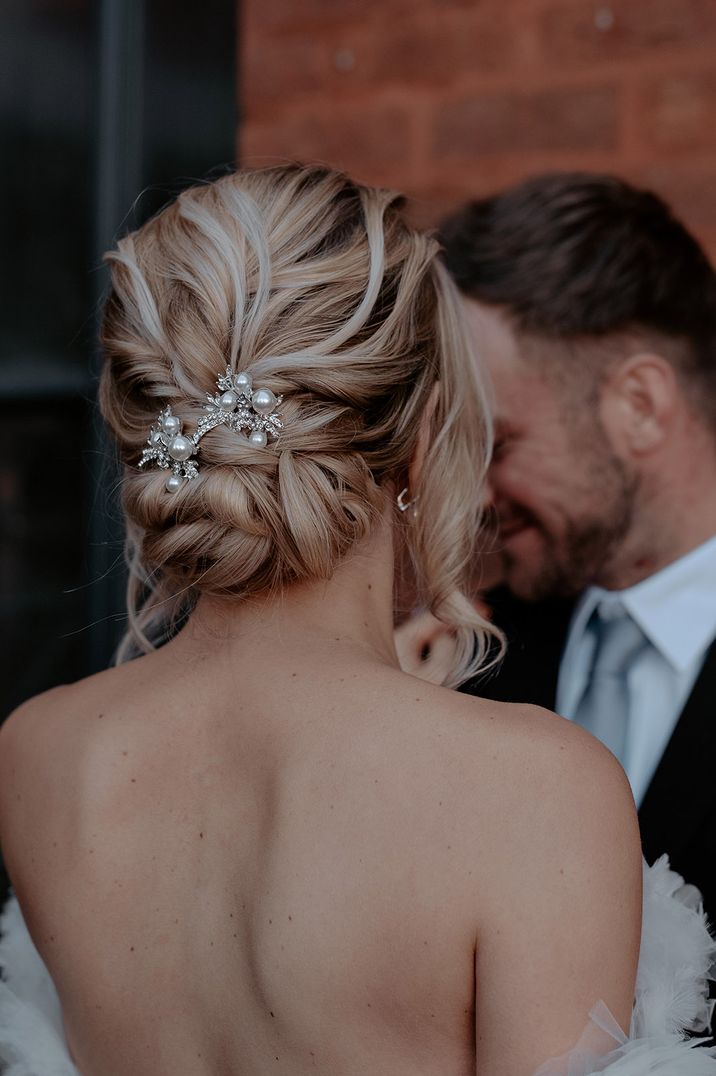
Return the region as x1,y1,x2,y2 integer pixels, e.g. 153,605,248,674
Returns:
0,682,81,818
0,683,73,789
395,682,641,900
501,699,640,855
0,668,130,863
405,678,634,798
442,692,641,957
1,669,112,770
444,689,636,814
0,685,68,879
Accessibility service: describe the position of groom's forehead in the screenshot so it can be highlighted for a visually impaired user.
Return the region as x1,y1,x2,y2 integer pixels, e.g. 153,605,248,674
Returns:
461,297,549,378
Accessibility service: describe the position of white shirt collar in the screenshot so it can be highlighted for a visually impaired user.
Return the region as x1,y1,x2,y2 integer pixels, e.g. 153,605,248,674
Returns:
572,533,716,673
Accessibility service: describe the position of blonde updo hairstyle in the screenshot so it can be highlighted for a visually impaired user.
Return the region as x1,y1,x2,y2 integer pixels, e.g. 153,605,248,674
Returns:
100,165,497,686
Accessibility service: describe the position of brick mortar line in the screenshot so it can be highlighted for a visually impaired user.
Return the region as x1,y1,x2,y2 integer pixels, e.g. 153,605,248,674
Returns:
241,57,716,124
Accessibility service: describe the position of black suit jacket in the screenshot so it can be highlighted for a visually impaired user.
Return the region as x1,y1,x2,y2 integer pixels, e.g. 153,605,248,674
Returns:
462,587,716,921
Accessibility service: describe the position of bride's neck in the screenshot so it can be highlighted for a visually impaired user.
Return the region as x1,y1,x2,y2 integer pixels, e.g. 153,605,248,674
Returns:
175,507,400,668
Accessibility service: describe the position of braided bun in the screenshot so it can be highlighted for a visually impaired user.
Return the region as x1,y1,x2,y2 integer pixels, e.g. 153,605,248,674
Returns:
99,165,496,684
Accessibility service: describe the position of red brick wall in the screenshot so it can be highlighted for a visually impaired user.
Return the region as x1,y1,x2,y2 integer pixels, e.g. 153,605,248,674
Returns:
239,0,716,251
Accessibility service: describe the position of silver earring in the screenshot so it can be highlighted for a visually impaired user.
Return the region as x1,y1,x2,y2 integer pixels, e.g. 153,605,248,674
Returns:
397,487,415,513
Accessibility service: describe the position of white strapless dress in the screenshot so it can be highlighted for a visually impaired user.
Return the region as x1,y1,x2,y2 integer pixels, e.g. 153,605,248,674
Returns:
0,857,713,1075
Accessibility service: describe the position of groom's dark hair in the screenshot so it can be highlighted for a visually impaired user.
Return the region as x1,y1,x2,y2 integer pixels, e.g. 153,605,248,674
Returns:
439,172,716,428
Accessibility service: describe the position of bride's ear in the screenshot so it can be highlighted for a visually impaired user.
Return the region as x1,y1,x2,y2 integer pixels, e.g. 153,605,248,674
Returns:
408,381,441,493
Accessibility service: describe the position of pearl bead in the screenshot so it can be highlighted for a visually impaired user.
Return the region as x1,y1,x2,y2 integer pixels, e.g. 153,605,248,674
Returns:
252,388,277,416
219,389,238,411
161,414,181,435
165,473,182,493
234,371,253,395
248,429,267,447
150,429,164,447
167,434,194,462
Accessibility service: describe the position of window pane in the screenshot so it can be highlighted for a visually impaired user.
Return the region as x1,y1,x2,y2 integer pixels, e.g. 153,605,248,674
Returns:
0,0,95,371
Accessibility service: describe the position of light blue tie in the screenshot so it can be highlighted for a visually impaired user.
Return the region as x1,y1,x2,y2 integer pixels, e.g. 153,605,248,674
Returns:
572,603,649,764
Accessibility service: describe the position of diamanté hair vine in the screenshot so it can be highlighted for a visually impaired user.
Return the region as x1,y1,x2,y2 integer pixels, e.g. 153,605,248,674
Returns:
139,367,284,492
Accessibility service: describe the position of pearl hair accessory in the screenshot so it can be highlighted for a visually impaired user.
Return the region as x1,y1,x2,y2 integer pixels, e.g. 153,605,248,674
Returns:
139,366,284,492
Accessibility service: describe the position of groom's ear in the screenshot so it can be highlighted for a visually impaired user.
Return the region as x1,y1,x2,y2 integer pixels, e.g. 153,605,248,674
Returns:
408,382,441,492
599,352,678,457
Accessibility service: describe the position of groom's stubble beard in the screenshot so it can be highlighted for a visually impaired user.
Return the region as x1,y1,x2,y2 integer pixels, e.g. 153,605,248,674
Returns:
499,430,640,603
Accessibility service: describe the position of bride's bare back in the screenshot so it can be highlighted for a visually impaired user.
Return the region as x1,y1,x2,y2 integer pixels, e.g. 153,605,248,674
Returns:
0,604,640,1076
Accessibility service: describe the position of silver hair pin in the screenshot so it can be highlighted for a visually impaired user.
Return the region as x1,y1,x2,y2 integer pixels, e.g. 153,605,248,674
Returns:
139,366,284,493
